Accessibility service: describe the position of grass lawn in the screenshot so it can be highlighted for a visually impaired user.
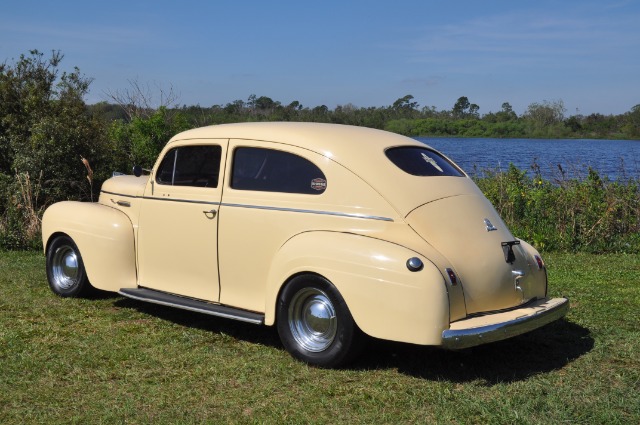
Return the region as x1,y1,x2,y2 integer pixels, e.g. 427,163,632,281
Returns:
1,251,638,424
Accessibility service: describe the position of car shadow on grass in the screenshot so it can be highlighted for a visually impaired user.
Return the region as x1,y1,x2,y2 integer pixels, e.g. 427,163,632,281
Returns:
85,288,123,300
113,298,592,383
113,297,282,348
355,319,593,384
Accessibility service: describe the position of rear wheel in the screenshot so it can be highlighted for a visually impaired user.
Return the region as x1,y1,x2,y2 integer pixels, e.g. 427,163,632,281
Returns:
276,274,364,368
46,235,92,297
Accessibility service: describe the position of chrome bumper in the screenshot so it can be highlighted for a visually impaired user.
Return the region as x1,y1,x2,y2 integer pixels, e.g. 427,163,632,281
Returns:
441,297,569,350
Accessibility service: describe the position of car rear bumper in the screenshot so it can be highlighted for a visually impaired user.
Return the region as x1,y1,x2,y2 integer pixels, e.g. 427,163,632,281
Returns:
441,297,569,349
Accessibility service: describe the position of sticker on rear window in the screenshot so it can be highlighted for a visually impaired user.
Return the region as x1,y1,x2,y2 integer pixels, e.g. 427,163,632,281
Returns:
421,153,443,172
385,147,464,177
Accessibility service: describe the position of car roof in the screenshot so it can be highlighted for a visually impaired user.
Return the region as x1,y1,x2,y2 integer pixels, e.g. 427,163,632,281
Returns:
170,122,470,216
170,122,429,164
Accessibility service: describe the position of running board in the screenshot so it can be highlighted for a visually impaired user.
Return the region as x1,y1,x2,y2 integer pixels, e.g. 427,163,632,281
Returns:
118,288,264,325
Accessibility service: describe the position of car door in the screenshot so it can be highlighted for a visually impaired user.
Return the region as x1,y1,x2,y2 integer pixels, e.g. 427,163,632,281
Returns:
137,140,227,302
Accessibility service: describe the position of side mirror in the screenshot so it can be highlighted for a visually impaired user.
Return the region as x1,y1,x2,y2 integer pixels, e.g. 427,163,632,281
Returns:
133,165,143,177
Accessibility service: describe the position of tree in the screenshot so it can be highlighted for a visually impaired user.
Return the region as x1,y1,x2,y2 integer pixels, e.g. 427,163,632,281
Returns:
224,99,245,115
0,50,107,197
564,115,583,132
468,103,480,119
523,99,567,137
255,95,278,111
0,50,109,248
392,94,419,112
451,96,479,119
287,100,302,111
247,94,257,112
524,100,566,127
488,102,518,123
104,77,179,121
452,96,470,118
500,102,516,119
622,104,640,138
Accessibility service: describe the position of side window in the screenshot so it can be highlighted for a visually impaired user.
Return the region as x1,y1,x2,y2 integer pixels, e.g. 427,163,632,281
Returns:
156,145,222,187
231,147,327,194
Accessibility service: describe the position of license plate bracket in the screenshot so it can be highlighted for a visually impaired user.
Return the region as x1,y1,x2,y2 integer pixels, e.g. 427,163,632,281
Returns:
501,240,521,264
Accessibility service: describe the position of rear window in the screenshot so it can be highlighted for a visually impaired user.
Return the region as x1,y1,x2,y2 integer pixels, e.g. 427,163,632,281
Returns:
385,147,464,177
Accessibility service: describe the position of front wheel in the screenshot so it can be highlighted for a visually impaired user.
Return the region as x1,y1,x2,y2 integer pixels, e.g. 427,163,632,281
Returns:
46,235,92,297
276,274,365,368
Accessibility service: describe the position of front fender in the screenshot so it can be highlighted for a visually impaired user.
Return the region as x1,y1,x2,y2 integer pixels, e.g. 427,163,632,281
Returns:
42,202,137,292
264,231,449,345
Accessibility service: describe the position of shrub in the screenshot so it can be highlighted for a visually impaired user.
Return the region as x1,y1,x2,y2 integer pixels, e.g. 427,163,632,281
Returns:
475,164,640,253
0,50,109,249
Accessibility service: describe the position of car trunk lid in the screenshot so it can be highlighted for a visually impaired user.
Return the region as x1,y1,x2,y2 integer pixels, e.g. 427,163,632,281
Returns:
406,189,537,314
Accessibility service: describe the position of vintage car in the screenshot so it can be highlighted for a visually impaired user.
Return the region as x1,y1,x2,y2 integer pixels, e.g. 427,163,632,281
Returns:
42,122,569,367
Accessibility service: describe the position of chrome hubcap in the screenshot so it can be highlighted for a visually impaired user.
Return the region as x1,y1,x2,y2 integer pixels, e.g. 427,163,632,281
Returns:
289,287,337,352
51,246,79,290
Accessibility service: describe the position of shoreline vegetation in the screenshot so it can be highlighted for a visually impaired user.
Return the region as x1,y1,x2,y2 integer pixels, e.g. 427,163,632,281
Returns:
94,93,640,142
1,50,639,251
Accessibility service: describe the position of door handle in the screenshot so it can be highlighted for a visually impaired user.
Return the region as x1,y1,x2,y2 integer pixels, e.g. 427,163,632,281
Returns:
110,199,131,207
203,209,217,219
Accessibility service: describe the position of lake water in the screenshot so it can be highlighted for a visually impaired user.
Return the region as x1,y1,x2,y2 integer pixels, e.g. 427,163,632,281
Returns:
416,137,640,181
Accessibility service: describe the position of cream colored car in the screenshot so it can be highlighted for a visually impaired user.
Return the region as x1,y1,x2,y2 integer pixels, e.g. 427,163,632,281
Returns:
42,122,568,367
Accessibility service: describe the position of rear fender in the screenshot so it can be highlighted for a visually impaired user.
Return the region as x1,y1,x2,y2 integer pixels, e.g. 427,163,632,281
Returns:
516,239,549,298
42,202,137,292
264,231,449,345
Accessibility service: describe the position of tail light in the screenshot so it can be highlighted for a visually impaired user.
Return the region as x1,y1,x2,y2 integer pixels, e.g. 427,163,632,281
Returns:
445,268,458,286
534,255,544,270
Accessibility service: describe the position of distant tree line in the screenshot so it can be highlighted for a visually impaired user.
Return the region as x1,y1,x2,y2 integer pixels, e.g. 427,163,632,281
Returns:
92,93,640,143
1,50,639,250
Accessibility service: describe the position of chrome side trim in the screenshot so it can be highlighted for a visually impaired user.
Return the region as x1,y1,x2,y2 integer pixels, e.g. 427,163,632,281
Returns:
441,297,569,350
101,190,138,199
101,191,394,221
221,202,394,222
142,196,221,206
103,190,221,206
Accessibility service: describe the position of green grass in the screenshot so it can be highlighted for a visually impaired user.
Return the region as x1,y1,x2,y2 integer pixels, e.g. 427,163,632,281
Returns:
1,251,638,424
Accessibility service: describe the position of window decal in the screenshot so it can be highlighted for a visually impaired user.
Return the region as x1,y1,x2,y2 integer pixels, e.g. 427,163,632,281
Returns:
385,147,464,177
421,153,444,172
311,178,327,191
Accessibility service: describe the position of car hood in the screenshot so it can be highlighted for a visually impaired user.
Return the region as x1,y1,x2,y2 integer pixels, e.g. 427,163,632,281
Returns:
406,189,541,314
100,175,148,198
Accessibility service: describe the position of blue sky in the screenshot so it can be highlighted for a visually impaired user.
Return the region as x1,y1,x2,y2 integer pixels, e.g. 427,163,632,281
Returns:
2,0,639,115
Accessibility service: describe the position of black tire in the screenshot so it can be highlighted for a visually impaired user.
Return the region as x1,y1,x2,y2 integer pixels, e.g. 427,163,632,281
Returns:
276,274,365,368
46,235,92,297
